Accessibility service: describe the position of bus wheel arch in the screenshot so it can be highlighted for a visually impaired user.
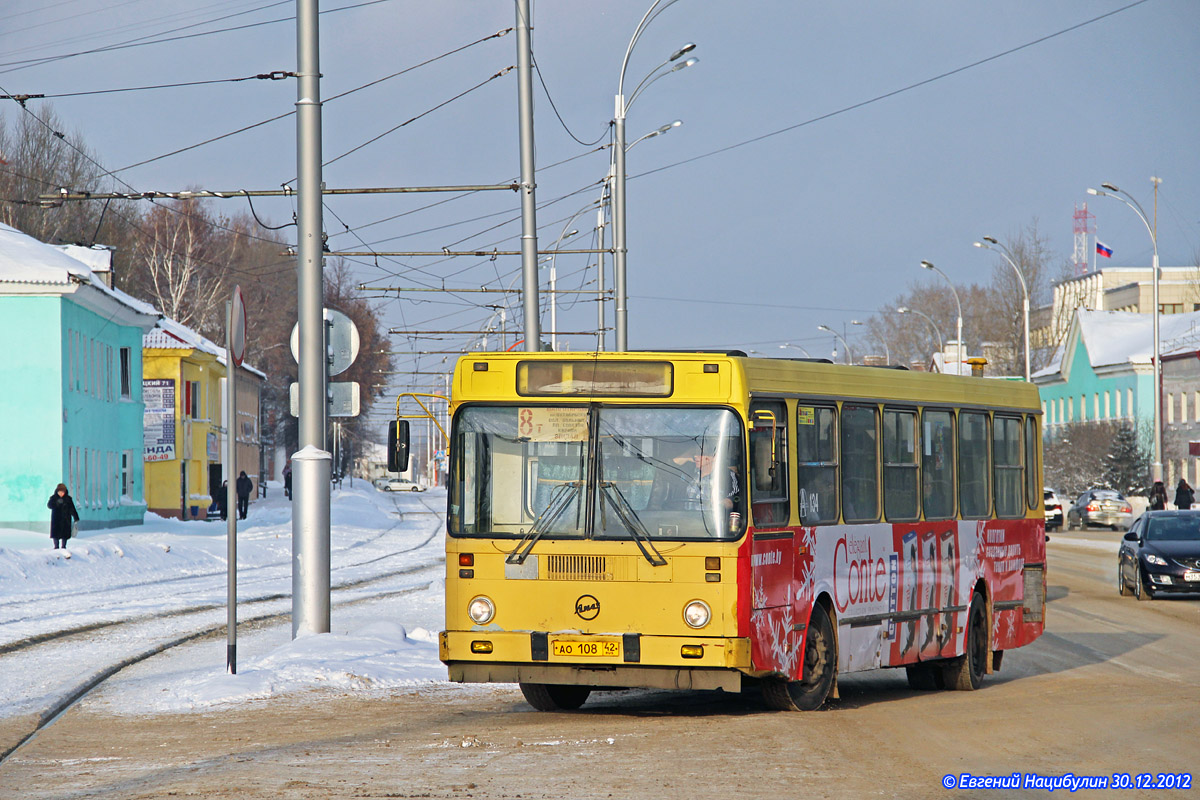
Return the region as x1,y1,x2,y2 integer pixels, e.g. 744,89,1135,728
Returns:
944,589,989,691
761,595,838,711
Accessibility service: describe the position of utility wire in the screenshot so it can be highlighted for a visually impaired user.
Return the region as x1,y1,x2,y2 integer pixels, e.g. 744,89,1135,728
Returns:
321,66,515,171
0,0,389,74
637,0,1154,183
5,71,296,100
110,27,511,175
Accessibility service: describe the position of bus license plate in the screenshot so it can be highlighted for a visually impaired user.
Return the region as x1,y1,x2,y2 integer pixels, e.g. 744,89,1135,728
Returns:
551,640,620,658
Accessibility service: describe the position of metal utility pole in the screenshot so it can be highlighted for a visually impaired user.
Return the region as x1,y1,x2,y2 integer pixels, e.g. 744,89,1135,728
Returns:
516,0,541,352
292,0,331,638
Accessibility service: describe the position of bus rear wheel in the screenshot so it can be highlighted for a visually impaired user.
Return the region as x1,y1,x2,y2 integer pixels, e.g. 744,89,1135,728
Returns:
762,603,836,711
519,682,591,711
945,593,988,691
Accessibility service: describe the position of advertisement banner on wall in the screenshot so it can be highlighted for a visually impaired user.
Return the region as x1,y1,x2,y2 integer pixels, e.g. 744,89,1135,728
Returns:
143,378,176,462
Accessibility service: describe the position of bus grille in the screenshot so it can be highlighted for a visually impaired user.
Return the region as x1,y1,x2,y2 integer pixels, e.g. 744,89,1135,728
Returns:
546,555,611,581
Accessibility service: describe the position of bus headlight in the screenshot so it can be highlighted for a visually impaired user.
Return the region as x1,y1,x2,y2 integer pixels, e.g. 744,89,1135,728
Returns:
683,600,711,629
467,595,496,625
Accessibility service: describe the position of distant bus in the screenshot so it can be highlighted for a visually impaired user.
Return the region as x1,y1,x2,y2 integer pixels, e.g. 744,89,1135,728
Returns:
432,351,1046,711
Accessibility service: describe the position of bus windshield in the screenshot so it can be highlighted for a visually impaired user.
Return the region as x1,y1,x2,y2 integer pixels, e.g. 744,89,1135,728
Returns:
449,405,746,541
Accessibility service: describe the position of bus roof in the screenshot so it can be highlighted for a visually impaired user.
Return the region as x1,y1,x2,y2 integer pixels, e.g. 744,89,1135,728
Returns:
450,351,1041,413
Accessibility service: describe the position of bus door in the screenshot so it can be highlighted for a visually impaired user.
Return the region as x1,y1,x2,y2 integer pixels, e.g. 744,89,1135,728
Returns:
748,401,800,678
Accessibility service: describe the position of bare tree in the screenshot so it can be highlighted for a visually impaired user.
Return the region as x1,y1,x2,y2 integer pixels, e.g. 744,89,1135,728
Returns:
0,105,122,246
123,199,235,333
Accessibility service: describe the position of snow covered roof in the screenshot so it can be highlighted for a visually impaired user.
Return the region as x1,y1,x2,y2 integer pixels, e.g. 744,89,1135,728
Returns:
0,222,93,285
1035,309,1200,380
144,316,267,379
0,223,160,326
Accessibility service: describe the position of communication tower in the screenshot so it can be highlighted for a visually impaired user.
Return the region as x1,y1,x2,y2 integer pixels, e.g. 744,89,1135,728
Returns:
1073,203,1096,275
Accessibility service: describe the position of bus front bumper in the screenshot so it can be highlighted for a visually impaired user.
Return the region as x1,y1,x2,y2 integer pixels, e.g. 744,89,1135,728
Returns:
441,630,751,693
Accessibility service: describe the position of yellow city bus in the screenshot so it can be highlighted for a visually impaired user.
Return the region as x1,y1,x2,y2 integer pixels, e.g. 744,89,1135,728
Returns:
432,351,1046,711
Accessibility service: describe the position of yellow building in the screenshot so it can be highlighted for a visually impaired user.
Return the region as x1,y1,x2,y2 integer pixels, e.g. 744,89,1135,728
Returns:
142,318,264,520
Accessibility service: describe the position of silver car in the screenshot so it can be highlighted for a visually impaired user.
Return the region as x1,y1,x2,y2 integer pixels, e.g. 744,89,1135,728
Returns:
1066,489,1133,531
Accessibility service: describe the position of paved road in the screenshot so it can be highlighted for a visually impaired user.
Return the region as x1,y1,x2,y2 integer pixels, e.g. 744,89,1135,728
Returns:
3,531,1197,800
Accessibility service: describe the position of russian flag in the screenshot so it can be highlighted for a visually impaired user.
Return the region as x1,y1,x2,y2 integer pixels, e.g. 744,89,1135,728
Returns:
1096,241,1113,258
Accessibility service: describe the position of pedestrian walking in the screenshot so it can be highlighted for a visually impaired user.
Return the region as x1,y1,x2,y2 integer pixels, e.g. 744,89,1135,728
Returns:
1149,480,1168,511
283,463,292,500
236,470,253,520
47,483,79,550
1174,478,1194,510
218,480,229,520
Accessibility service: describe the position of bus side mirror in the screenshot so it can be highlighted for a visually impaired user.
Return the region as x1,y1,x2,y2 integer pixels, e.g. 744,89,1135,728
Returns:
388,420,410,473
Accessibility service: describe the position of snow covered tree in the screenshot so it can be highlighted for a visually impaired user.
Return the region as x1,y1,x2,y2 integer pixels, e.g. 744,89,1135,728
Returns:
1102,422,1150,497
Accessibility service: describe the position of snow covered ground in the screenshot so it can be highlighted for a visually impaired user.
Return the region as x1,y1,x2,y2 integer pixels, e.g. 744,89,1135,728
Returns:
0,483,454,718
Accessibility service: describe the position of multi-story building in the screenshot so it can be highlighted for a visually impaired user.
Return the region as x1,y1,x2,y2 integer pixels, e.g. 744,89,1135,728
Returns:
143,318,264,520
0,223,160,532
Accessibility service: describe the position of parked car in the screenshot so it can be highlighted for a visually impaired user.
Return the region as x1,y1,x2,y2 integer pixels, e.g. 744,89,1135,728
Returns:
383,478,425,492
1044,488,1063,531
1066,488,1133,531
1118,510,1200,599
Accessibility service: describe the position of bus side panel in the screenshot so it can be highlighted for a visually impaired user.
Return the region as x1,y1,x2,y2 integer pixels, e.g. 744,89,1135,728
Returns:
749,530,798,676
979,518,1046,650
824,523,895,674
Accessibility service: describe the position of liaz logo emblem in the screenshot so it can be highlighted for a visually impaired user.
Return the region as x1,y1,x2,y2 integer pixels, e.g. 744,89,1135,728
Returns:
574,594,600,620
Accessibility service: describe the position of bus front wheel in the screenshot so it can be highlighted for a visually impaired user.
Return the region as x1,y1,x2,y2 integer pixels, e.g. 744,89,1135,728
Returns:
762,603,837,711
519,682,591,711
945,593,988,691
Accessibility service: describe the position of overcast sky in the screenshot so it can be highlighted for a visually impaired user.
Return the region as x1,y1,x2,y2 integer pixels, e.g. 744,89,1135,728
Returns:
2,0,1197,398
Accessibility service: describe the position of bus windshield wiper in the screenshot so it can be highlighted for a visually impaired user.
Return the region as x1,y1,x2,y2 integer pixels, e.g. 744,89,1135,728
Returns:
506,481,582,565
597,481,668,567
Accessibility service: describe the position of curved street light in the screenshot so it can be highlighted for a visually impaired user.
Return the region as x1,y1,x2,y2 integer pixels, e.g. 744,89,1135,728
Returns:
613,0,696,350
817,324,852,365
974,237,1031,381
920,261,964,374
1088,179,1163,482
779,342,812,357
896,306,943,355
850,319,889,364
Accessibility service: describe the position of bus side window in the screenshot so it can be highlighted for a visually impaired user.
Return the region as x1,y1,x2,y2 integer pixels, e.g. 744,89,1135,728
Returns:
796,404,838,525
959,411,991,518
1024,415,1040,511
994,415,1024,518
841,404,879,523
750,401,789,527
922,409,955,520
883,408,919,521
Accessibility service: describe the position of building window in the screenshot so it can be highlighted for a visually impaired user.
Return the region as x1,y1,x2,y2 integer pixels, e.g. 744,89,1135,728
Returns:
1160,303,1183,314
186,380,201,419
120,347,132,398
1104,391,1110,418
1094,393,1100,419
1168,393,1175,424
1128,389,1134,417
1115,389,1122,418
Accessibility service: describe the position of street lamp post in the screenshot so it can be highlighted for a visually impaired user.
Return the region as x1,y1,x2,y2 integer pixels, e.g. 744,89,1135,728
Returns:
546,219,585,352
613,0,696,351
974,237,1031,381
779,342,812,357
919,261,963,374
850,319,888,364
1089,180,1163,483
817,324,852,365
896,306,943,356
598,119,681,352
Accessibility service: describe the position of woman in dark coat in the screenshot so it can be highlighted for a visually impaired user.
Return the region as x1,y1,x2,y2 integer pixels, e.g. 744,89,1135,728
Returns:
47,483,79,550
1174,478,1194,510
1149,480,1168,511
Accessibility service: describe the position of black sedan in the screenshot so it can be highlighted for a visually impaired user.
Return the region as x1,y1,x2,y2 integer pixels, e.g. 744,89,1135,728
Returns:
1118,511,1200,600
